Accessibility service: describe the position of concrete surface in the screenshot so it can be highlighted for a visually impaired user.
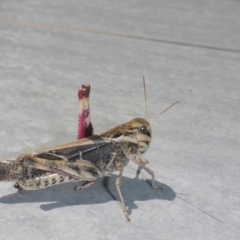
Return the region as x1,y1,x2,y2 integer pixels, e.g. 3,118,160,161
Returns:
0,1,239,239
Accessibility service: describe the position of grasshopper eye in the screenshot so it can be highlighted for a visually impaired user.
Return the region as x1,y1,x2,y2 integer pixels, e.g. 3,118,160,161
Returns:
139,125,151,137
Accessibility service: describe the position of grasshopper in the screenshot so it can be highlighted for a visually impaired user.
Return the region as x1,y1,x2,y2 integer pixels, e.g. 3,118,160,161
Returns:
0,81,178,221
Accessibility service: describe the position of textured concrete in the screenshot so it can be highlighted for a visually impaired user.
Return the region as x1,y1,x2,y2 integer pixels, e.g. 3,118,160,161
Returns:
0,1,239,240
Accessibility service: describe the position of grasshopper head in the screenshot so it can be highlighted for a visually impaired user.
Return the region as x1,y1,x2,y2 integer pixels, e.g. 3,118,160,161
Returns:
100,118,152,155
127,118,152,154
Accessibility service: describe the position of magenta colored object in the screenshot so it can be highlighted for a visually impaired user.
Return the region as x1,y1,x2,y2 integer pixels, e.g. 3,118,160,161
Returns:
77,84,93,140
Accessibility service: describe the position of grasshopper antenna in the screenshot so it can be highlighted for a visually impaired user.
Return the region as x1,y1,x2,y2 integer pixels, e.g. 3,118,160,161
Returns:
143,77,148,120
151,100,179,126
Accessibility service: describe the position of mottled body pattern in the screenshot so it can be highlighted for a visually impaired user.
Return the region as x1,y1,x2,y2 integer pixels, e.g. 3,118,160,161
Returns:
0,83,162,221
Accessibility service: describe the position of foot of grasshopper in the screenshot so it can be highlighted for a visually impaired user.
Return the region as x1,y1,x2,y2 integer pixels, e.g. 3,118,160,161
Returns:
74,180,96,190
14,182,25,191
131,156,163,191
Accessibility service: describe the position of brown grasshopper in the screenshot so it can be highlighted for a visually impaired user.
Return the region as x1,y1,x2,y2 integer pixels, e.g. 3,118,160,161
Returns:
0,81,178,221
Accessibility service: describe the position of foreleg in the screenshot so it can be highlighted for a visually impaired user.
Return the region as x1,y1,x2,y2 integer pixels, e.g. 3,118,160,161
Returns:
131,156,163,190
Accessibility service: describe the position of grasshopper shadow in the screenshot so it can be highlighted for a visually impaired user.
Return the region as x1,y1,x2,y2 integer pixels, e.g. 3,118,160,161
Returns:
0,169,176,215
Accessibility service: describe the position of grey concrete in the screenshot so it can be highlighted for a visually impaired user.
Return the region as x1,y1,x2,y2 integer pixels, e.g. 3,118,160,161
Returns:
1,0,240,51
0,1,239,240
